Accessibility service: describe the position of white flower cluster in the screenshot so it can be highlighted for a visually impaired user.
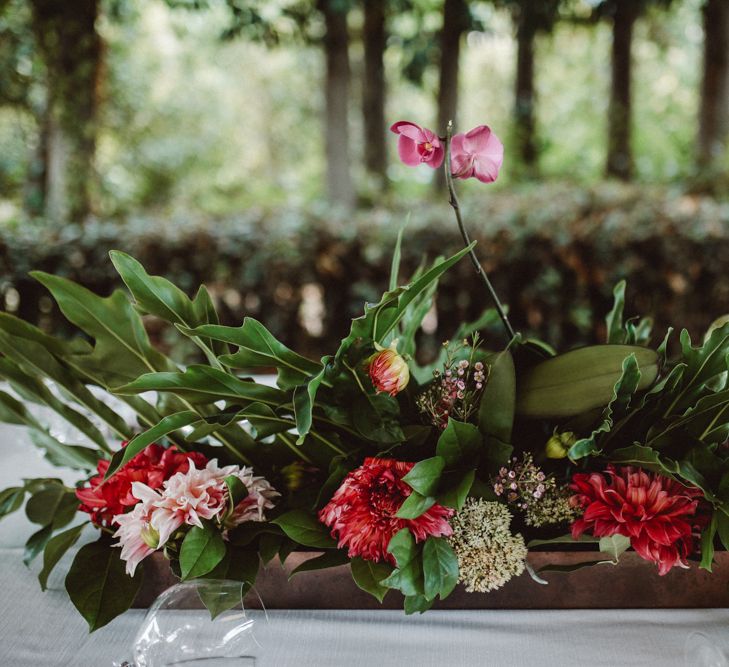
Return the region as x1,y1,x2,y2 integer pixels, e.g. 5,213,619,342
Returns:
448,499,527,594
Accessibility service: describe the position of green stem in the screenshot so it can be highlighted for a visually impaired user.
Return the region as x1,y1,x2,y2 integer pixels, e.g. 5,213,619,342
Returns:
444,121,516,341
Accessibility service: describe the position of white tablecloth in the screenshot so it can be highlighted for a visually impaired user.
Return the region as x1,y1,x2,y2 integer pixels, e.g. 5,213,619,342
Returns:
2,421,729,666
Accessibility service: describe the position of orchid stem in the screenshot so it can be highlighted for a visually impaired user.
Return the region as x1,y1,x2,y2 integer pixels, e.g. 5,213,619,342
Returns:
444,121,516,342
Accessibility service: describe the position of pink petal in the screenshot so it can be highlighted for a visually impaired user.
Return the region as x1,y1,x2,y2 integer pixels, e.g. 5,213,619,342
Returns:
425,145,444,169
390,121,425,142
397,135,423,166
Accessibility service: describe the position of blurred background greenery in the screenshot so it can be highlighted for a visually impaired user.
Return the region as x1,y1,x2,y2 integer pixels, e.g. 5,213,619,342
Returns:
1,0,728,360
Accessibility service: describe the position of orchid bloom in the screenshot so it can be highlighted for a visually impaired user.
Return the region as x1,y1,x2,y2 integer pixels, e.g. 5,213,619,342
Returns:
450,125,504,183
390,121,444,169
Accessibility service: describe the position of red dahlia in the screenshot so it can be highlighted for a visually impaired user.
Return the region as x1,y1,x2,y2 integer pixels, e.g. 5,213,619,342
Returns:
570,466,704,575
318,457,453,564
76,443,208,527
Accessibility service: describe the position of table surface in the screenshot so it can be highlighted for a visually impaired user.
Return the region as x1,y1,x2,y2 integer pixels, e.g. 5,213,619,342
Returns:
2,418,729,666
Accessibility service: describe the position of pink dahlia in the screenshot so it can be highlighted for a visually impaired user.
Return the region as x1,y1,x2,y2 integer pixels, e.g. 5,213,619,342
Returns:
76,443,207,527
318,457,453,564
570,466,705,576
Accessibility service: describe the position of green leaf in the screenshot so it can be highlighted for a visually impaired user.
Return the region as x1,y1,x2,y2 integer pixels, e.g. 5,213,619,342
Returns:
224,475,248,516
0,486,26,518
605,281,627,344
716,511,729,551
199,548,260,619
30,431,102,471
527,534,598,548
38,523,87,591
115,365,288,407
700,513,717,572
106,411,199,478
336,244,475,363
65,538,144,631
25,485,78,528
478,350,515,444
289,550,350,578
436,420,482,468
24,524,53,566
31,271,175,387
180,523,227,580
422,537,459,601
272,510,337,549
395,491,436,519
184,318,323,390
568,353,644,460
402,456,445,497
293,363,328,443
387,528,416,568
350,558,392,603
404,593,434,614
436,470,475,510
259,532,282,565
351,392,404,445
517,345,658,419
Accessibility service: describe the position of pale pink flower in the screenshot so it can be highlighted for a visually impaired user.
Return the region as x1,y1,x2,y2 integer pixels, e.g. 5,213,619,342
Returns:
227,467,280,526
390,121,444,169
112,503,157,576
450,125,504,183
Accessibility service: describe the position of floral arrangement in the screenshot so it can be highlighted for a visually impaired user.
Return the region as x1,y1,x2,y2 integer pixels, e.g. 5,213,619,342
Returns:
1,119,728,631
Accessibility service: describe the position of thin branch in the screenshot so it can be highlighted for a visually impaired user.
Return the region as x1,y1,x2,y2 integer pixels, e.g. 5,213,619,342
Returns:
444,121,516,341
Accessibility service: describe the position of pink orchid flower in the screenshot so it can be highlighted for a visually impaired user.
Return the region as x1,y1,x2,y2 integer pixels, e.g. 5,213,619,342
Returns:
450,125,504,183
390,121,444,169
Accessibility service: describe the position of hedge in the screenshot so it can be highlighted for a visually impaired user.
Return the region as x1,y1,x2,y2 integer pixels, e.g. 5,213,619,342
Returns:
2,182,729,363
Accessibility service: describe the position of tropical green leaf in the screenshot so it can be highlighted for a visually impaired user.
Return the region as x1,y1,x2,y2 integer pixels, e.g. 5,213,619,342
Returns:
106,411,199,478
289,550,350,578
24,524,53,566
700,513,717,572
0,486,26,519
293,363,329,442
404,593,434,614
65,538,144,631
183,318,322,390
25,484,78,528
436,470,475,510
114,365,288,406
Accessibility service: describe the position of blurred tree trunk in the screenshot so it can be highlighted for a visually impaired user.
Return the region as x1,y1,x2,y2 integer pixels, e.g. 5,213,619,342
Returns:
29,0,101,222
435,0,469,191
513,7,537,175
697,0,729,171
605,0,636,180
362,0,387,188
319,0,354,209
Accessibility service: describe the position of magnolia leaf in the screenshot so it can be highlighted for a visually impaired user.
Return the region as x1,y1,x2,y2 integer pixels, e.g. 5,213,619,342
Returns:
478,350,515,445
395,491,436,519
422,537,458,601
350,558,392,603
38,523,87,591
65,538,144,631
436,420,481,468
289,550,350,579
180,523,227,579
272,510,337,549
402,457,445,497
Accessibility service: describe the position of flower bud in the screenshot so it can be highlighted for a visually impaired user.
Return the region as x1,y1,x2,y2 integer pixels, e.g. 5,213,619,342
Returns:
545,431,576,459
140,524,160,549
367,342,410,396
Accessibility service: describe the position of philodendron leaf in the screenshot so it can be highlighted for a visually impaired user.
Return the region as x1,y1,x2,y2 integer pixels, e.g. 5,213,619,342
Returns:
700,513,717,572
114,365,288,407
65,538,144,631
272,510,337,549
183,318,323,390
180,523,227,580
478,350,515,445
350,557,392,603
106,411,200,478
422,537,459,601
293,363,329,443
38,523,87,591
